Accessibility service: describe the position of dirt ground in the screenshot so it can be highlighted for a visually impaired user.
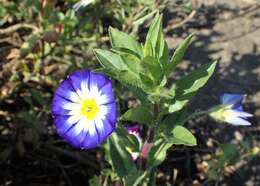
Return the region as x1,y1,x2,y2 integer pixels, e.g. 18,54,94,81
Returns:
164,0,260,185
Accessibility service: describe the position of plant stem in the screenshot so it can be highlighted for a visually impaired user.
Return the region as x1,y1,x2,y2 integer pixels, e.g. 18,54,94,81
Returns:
138,104,160,172
183,110,209,124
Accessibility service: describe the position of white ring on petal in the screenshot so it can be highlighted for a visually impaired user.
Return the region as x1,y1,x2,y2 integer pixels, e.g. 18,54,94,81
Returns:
225,116,251,126
230,109,253,118
224,109,253,118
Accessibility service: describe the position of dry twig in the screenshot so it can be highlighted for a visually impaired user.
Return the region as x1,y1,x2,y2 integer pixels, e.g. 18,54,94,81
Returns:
164,10,197,33
0,23,39,35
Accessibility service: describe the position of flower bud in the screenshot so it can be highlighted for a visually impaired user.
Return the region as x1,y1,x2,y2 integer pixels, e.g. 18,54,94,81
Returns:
209,94,252,126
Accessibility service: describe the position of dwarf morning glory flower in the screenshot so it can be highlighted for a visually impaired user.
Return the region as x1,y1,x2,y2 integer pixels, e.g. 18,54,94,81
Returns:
73,0,94,11
126,125,142,160
52,70,117,149
210,93,252,126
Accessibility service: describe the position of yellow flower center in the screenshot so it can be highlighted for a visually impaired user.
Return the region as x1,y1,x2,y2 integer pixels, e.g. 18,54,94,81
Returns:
81,98,100,120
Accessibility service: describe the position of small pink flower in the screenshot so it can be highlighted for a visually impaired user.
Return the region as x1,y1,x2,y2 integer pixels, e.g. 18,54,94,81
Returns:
126,125,142,160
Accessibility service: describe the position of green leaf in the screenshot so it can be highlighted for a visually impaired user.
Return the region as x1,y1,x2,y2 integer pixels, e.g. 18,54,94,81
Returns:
17,110,37,125
117,71,144,90
88,176,102,186
160,111,187,133
219,143,240,166
108,133,136,178
167,125,197,146
121,106,153,125
124,170,147,186
116,126,140,152
144,14,167,61
208,169,219,181
109,27,143,58
124,83,148,105
176,61,217,94
94,49,128,71
121,53,145,75
145,14,162,50
147,138,172,167
143,40,154,57
31,90,45,105
95,50,144,89
140,73,155,91
165,34,194,76
168,100,189,113
159,40,169,66
168,61,217,113
142,56,163,85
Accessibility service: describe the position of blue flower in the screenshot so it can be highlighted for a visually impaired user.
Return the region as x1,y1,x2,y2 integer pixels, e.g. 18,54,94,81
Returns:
52,70,117,149
73,0,94,11
210,93,253,126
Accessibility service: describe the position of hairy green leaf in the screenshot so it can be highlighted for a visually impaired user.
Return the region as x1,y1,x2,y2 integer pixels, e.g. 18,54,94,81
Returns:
95,49,144,89
176,61,217,95
121,106,153,125
94,49,128,71
165,34,194,75
108,133,136,178
167,125,197,146
116,126,140,152
148,138,172,167
142,56,163,85
124,170,147,186
121,53,145,75
109,27,143,58
124,83,148,104
144,13,167,62
168,61,217,113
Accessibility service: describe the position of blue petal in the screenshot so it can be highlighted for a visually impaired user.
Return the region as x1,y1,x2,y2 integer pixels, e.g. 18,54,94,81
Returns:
101,102,117,123
94,118,115,141
53,115,80,137
221,93,244,109
108,102,117,122
62,121,86,148
68,70,90,95
52,94,74,116
99,84,115,105
90,71,111,90
89,72,115,104
55,78,80,103
81,123,100,149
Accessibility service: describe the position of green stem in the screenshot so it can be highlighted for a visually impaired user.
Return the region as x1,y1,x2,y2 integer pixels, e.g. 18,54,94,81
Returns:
138,104,160,183
147,168,156,186
183,110,209,124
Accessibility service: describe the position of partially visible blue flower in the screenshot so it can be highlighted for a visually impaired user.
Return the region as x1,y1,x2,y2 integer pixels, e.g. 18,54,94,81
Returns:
52,70,117,149
126,125,142,160
210,93,253,126
73,0,94,11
